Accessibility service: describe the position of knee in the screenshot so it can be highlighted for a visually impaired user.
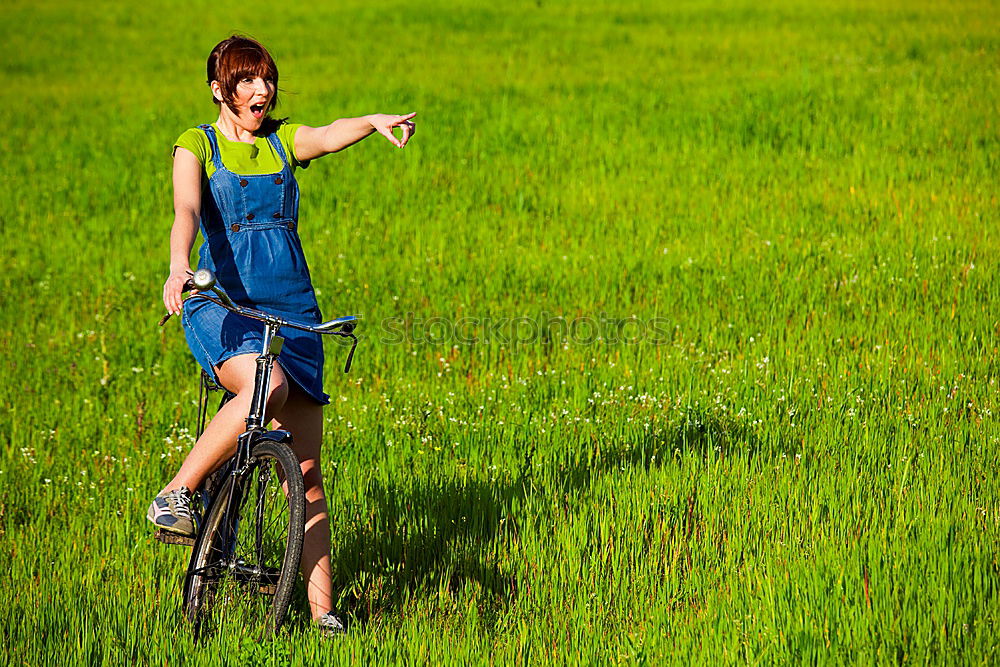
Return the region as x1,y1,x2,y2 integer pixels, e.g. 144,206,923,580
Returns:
218,355,288,410
233,374,288,414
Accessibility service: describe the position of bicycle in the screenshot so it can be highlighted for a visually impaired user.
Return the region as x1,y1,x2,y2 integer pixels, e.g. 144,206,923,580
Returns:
155,268,358,637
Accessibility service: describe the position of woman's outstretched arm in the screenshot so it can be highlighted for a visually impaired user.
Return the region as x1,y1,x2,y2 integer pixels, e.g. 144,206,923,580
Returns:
294,113,416,161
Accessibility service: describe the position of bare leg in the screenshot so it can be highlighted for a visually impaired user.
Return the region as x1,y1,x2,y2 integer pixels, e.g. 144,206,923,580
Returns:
160,354,288,494
272,387,334,621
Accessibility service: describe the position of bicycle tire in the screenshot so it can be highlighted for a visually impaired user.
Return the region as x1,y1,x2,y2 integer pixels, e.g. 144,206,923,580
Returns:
182,439,306,637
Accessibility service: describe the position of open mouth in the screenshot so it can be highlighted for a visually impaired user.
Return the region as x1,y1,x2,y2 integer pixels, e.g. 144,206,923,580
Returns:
250,103,266,119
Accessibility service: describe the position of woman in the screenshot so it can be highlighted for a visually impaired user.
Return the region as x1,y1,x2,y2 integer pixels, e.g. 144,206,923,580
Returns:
148,34,415,634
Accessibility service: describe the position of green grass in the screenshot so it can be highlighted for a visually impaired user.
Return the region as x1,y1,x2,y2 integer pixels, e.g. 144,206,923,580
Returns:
2,0,998,663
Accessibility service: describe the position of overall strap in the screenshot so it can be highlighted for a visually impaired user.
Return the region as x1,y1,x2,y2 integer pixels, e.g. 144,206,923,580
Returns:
266,131,292,169
199,124,225,171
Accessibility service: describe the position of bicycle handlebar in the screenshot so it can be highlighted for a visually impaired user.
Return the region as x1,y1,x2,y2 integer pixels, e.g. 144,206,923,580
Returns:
187,293,358,336
158,268,360,372
161,269,357,335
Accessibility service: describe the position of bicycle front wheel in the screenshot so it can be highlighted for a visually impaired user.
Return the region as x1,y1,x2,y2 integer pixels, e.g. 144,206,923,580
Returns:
182,440,306,637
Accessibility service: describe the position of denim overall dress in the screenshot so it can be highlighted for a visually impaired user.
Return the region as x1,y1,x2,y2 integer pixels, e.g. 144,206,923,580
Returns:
182,124,329,405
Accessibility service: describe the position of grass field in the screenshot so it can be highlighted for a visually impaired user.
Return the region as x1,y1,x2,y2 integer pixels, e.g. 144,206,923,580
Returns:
2,0,999,663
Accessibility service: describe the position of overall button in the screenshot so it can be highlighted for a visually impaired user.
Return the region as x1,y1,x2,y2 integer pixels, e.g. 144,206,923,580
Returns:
246,213,255,221
230,223,241,232
239,179,248,187
273,212,281,219
287,222,296,231
274,177,283,185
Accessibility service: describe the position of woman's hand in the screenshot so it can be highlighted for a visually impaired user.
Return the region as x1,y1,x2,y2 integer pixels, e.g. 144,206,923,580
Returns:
367,112,416,148
163,267,193,316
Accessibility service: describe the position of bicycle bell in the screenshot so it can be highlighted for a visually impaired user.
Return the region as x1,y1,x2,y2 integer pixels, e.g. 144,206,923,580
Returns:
192,268,217,291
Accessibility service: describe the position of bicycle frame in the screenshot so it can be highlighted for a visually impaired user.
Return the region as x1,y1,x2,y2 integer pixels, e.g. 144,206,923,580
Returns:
167,269,357,584
163,269,358,635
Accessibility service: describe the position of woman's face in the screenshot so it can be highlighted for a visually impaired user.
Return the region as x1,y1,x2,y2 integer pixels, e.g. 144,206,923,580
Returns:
214,75,275,130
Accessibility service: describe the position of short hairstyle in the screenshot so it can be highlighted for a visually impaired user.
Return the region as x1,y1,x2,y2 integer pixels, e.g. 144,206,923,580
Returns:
206,35,280,117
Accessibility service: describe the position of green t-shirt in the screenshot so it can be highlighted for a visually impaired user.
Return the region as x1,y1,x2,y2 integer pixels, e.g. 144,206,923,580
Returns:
173,122,310,178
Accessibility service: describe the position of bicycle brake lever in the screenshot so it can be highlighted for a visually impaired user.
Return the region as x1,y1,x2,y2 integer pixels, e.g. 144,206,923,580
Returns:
158,273,197,326
343,333,358,373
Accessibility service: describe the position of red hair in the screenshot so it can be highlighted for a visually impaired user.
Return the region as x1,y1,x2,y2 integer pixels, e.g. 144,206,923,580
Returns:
206,35,280,117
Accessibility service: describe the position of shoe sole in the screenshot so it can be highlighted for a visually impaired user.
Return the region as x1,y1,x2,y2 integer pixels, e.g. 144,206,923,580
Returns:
146,512,196,538
154,530,196,547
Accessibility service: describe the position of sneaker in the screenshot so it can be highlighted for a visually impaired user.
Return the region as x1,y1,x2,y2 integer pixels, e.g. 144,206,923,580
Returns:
147,486,199,537
317,612,346,637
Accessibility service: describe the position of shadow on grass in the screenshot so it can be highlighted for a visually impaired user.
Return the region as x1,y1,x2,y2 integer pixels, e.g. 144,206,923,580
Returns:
304,410,765,631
